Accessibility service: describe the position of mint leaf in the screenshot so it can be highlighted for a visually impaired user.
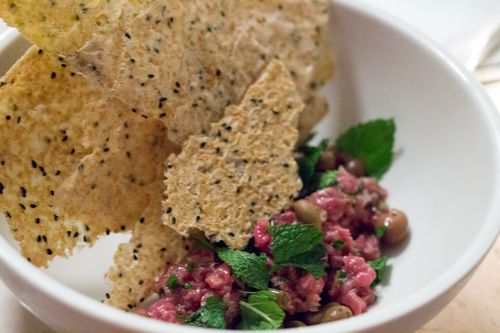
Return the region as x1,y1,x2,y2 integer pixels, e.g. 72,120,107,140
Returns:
270,224,326,278
368,256,389,287
332,240,345,250
297,146,322,188
166,274,179,292
336,118,395,179
217,248,270,290
240,291,285,330
186,296,226,329
318,170,338,189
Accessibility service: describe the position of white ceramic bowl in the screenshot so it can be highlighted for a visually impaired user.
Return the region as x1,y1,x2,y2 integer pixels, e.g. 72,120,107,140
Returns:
1,1,500,332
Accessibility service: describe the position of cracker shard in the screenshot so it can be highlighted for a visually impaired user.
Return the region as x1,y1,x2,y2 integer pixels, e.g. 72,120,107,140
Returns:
0,47,186,309
162,60,303,249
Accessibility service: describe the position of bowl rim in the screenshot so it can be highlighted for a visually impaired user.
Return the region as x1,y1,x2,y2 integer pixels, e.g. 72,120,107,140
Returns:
1,0,500,332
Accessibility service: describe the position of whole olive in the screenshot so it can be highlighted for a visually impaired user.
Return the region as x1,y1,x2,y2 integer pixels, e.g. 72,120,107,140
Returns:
375,208,409,245
345,158,366,177
292,199,326,229
305,302,353,325
316,150,336,171
269,289,292,311
284,320,307,328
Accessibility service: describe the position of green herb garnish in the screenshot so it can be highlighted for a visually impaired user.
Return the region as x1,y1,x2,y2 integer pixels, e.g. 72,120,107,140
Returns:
336,118,395,179
318,170,338,189
375,225,388,239
217,248,270,290
336,269,347,285
332,240,345,250
186,296,226,329
166,274,179,292
166,274,192,291
368,255,389,287
270,224,326,278
239,291,285,330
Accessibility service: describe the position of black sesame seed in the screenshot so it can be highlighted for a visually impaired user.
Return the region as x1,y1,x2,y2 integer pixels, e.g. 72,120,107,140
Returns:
124,32,131,39
46,249,53,255
50,72,56,79
50,190,55,196
216,69,222,76
54,214,59,221
172,217,177,225
103,147,110,153
130,58,136,63
19,203,26,210
31,160,37,168
120,225,126,231
30,204,37,209
147,74,155,79
83,236,88,242
5,115,11,120
55,170,61,176
37,235,42,242
106,228,111,235
161,247,167,252
195,216,201,222
139,217,145,224
126,151,132,159
138,280,144,285
133,255,138,260
0,183,3,195
127,304,133,309
74,232,79,237
66,231,71,237
200,142,206,149
105,293,110,299
62,135,68,142
166,207,172,214
38,49,43,55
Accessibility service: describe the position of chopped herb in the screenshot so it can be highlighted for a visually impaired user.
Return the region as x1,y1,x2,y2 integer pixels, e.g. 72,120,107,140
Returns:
318,170,338,189
217,248,270,290
186,296,226,329
166,274,179,291
187,262,195,272
336,118,395,179
336,269,347,285
332,240,345,250
239,291,285,330
368,256,389,287
375,225,388,239
270,224,326,278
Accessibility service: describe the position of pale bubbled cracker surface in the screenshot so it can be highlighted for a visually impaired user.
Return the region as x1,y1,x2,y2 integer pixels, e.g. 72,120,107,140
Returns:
162,60,303,249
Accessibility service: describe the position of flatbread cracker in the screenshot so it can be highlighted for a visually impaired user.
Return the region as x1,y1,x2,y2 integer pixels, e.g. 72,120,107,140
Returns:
0,0,120,54
105,178,187,310
74,0,331,144
162,60,303,249
1,0,331,144
0,47,187,308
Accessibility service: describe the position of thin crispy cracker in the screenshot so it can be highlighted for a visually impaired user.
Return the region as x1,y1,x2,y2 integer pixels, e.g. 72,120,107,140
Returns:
162,60,303,249
105,179,187,310
0,48,186,308
73,0,330,144
0,0,120,54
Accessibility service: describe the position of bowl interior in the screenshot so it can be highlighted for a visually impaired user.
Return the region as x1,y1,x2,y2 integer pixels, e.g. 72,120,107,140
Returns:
1,1,500,332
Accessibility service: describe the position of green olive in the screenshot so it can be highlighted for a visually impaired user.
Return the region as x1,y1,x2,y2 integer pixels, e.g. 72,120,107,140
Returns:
292,199,326,229
376,208,409,245
316,150,336,171
269,289,292,311
345,158,366,177
284,320,307,328
305,302,353,325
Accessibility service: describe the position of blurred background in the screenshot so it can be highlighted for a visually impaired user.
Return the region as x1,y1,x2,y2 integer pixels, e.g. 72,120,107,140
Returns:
0,0,499,332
